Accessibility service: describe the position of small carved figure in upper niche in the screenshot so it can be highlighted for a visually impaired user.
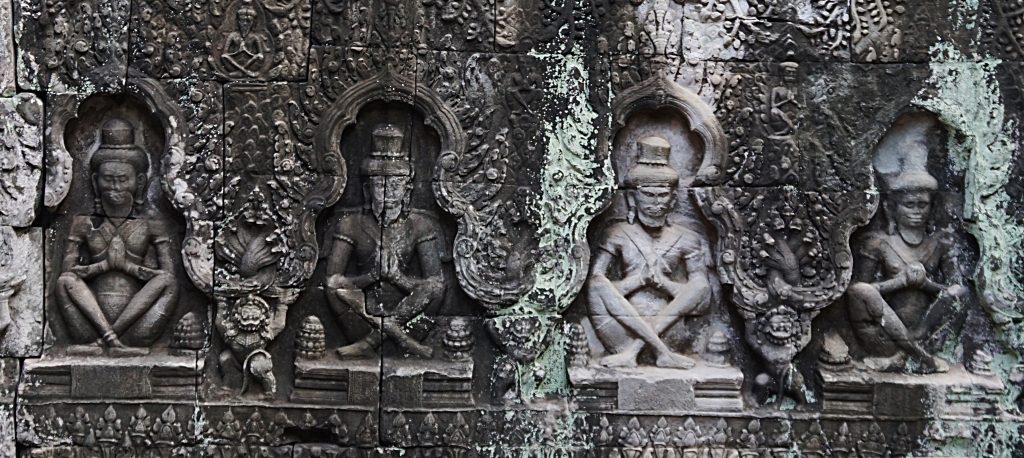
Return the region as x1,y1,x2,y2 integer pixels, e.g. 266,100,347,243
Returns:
326,124,445,358
56,118,179,356
587,136,712,369
765,61,800,137
221,1,270,78
847,153,967,373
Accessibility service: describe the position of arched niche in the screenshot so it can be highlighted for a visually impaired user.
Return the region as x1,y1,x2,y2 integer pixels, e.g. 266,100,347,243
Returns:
303,70,475,359
44,80,204,353
314,68,466,183
48,79,188,211
575,76,734,367
609,76,729,187
844,109,982,368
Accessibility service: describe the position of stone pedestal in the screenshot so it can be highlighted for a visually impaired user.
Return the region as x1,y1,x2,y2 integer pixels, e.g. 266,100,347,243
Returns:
291,355,381,406
819,364,1004,417
383,357,474,408
22,353,202,400
569,362,744,411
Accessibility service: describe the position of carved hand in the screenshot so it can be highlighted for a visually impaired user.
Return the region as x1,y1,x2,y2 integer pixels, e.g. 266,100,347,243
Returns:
70,265,93,278
944,284,969,299
133,266,161,281
108,236,127,272
640,263,657,288
380,251,398,282
902,262,927,288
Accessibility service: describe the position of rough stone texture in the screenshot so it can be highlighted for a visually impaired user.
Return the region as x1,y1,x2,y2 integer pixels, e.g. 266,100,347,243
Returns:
13,0,130,93
0,93,42,227
0,0,14,96
0,227,43,357
4,0,1024,455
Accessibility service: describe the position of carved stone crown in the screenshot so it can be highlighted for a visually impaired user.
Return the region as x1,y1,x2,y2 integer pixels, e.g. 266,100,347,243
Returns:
362,123,411,176
90,118,149,175
100,118,134,146
885,169,938,192
626,136,678,187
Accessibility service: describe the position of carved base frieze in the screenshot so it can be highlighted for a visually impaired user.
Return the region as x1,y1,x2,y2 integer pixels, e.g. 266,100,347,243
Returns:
383,357,475,408
819,365,1005,419
21,354,202,400
291,356,381,406
569,363,743,412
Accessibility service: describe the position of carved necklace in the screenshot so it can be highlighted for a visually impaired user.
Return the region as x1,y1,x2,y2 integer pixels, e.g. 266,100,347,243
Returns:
901,226,925,247
97,207,136,248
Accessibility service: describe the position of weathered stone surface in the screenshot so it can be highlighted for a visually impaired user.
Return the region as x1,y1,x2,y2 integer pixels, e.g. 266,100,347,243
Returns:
130,0,311,80
0,359,16,456
14,0,130,92
7,0,1024,455
0,227,43,357
0,93,42,227
1,0,15,96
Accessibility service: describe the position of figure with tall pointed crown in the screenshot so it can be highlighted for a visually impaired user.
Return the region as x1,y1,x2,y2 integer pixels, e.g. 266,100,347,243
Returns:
325,124,446,358
847,141,968,373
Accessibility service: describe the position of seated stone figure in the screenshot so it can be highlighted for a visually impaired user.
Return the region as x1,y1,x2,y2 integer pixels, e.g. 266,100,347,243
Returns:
587,136,712,369
56,118,179,357
326,124,445,358
847,168,967,373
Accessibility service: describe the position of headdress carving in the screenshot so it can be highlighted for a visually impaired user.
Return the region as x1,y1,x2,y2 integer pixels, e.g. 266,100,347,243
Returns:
89,118,150,176
90,118,150,211
624,136,678,188
361,124,412,177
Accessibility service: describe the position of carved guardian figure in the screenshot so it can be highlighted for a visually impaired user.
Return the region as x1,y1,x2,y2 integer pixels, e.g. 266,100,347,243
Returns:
587,136,712,369
847,167,965,373
56,118,178,356
326,124,445,358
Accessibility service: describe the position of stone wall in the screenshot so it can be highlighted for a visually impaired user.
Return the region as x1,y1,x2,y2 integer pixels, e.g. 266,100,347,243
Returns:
1,0,1023,455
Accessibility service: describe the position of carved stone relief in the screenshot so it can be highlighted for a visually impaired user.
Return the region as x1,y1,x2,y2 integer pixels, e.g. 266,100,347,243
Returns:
6,0,1024,454
14,0,129,92
819,111,1003,416
24,85,208,402
0,227,43,357
570,76,743,411
131,0,311,80
0,94,42,227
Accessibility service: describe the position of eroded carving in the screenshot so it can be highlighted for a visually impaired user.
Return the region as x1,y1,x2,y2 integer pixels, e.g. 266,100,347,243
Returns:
0,94,43,227
134,0,310,80
846,114,975,374
847,170,962,373
14,0,129,91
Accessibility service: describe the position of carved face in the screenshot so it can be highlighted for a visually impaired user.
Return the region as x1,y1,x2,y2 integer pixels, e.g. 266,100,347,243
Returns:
893,191,932,229
767,313,794,341
236,302,266,333
237,9,256,34
368,175,411,225
94,162,140,208
633,186,676,220
783,66,798,83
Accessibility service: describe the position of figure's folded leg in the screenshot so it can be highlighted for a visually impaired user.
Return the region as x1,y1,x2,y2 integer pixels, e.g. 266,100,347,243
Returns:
331,288,383,358
589,278,694,369
847,282,948,373
57,272,110,352
115,272,178,346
